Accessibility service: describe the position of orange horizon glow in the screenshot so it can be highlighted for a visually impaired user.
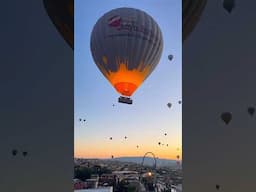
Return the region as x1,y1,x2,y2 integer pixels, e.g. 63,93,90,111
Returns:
74,145,182,160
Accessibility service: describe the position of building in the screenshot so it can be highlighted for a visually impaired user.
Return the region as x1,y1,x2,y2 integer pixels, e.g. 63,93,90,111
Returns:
74,186,113,192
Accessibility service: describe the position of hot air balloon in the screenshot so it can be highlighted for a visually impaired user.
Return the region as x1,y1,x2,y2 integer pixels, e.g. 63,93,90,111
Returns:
167,103,172,108
136,145,139,148
164,133,167,136
22,152,28,157
221,112,232,125
43,0,74,49
223,0,235,13
90,8,163,104
176,155,180,159
158,142,161,146
183,0,207,41
124,136,127,139
168,54,173,61
248,107,255,116
12,149,18,156
216,184,220,190
109,137,113,140
178,100,182,104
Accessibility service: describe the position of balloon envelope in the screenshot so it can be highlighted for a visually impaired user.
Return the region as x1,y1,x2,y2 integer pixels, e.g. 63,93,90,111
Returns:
221,112,232,124
168,55,173,61
248,107,255,116
223,0,235,13
90,8,163,97
43,0,74,49
183,0,207,41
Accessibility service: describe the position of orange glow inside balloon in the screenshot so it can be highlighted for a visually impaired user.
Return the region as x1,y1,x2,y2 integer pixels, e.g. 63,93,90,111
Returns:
99,61,152,97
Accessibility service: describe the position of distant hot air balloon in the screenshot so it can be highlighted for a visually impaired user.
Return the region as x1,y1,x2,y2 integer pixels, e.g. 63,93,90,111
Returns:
12,149,18,156
183,0,207,41
168,54,173,61
90,8,163,104
109,137,113,140
79,118,82,121
166,144,168,147
221,112,232,125
178,100,182,104
158,142,161,146
167,103,172,108
164,133,167,136
111,155,114,159
223,0,235,13
136,145,139,148
124,136,127,139
248,107,255,116
22,152,28,157
43,0,74,49
176,155,180,159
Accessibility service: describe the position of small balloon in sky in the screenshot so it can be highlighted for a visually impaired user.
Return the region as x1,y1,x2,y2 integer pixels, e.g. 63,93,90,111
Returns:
158,142,161,146
111,155,114,159
176,155,180,159
12,149,18,156
168,54,173,61
22,151,28,157
248,107,255,116
167,103,172,108
178,100,182,104
109,137,113,140
79,118,82,121
223,0,235,13
166,144,168,147
221,112,232,125
136,145,139,148
124,136,127,139
164,133,167,136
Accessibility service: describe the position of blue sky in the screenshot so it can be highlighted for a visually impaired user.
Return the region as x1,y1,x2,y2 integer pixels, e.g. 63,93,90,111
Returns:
74,0,181,159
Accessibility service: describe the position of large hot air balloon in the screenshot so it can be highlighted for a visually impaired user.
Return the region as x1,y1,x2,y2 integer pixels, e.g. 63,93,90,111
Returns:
43,0,74,49
90,8,163,104
183,0,207,41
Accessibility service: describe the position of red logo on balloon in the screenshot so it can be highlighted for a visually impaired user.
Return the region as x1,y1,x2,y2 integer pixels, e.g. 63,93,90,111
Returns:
108,15,121,27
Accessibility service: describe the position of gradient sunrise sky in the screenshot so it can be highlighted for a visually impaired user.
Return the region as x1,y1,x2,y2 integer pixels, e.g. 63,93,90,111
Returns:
75,0,181,160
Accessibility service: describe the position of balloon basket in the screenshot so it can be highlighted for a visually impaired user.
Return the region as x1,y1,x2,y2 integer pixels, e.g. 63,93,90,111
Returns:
118,96,133,104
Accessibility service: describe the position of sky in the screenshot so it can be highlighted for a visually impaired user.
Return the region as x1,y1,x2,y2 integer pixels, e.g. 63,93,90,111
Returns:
74,0,181,160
